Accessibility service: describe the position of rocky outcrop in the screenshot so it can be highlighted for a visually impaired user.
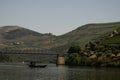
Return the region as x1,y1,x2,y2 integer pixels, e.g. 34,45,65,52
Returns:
109,29,119,38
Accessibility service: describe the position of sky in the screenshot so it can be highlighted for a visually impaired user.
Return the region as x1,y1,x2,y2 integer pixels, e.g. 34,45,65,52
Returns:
0,0,120,35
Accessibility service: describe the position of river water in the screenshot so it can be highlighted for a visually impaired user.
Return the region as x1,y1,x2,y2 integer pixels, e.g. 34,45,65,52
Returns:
0,64,120,80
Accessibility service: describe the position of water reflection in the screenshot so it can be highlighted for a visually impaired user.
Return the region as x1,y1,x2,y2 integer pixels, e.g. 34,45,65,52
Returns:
0,64,120,80
57,65,67,80
67,67,120,80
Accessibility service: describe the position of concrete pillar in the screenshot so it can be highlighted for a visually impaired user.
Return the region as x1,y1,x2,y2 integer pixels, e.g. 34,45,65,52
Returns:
57,54,65,65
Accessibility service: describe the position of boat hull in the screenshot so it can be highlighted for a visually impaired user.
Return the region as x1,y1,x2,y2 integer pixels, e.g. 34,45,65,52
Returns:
29,65,47,68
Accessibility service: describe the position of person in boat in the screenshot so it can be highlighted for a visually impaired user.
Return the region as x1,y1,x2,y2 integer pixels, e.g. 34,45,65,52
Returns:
30,61,36,66
29,61,47,68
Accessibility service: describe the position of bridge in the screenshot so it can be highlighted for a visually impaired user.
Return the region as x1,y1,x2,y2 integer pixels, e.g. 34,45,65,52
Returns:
0,50,58,55
0,49,65,65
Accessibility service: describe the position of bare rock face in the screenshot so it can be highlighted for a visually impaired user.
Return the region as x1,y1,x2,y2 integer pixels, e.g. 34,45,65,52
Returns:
109,29,119,38
110,33,114,37
89,54,97,59
113,29,119,34
116,53,120,57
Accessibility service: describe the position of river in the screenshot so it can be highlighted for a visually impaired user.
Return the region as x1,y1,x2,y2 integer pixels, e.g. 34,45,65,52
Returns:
0,63,120,80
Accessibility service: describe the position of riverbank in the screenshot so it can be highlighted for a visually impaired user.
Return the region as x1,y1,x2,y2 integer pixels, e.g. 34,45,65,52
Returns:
65,53,120,67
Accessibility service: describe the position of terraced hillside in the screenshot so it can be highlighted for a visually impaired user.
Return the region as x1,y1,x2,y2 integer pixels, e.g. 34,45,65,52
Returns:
0,22,120,53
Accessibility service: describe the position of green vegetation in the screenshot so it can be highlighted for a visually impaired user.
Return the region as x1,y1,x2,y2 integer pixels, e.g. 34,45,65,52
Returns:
65,27,120,67
0,22,120,53
67,45,81,54
0,22,120,64
0,54,12,62
66,45,120,67
3,28,41,39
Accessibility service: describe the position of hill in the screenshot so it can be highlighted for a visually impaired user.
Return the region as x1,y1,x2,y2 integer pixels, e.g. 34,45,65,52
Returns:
0,22,120,53
54,22,120,52
89,27,120,54
65,26,120,67
0,26,56,50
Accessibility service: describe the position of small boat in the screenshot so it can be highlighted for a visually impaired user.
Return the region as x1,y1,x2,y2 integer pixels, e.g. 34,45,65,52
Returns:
29,62,47,68
29,64,47,68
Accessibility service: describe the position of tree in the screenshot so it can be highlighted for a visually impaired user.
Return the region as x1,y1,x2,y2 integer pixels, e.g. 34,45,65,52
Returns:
66,53,81,65
67,45,81,55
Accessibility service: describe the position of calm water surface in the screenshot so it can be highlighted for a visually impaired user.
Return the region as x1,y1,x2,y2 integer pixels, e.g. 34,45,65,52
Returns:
0,64,120,80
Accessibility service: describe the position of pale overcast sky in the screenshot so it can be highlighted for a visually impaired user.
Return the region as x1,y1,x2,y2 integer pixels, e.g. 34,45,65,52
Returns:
0,0,120,35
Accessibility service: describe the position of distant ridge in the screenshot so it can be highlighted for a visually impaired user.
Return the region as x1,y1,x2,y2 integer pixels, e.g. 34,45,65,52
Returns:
0,21,120,53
